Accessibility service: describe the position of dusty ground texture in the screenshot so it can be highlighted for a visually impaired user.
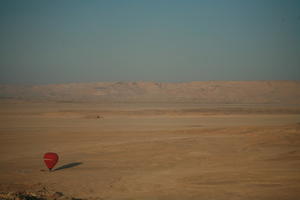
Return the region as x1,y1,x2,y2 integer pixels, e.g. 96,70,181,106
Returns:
0,100,300,200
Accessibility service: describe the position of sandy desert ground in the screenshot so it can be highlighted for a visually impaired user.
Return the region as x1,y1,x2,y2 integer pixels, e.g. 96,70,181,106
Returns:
1,100,300,200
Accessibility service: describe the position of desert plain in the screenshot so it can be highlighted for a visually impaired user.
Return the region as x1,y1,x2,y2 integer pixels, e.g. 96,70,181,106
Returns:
0,81,300,200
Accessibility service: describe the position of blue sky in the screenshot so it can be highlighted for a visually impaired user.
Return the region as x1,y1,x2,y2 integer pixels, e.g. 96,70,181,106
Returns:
0,0,300,84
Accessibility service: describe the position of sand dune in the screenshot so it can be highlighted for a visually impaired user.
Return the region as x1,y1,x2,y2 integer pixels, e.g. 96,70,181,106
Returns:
0,100,300,199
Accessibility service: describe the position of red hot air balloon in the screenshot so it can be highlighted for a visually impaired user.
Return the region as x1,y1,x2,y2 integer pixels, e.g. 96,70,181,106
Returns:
43,152,59,171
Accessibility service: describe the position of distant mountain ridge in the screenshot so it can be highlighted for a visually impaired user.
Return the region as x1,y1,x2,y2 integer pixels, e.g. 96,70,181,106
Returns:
1,81,300,104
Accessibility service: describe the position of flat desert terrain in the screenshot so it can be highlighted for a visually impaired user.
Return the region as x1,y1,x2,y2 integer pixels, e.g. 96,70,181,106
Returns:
1,99,300,200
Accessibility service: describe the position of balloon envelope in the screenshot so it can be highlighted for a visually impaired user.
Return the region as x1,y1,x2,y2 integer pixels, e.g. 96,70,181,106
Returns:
43,152,59,170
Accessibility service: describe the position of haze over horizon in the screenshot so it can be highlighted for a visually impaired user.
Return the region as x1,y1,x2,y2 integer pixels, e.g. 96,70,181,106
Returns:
1,0,300,84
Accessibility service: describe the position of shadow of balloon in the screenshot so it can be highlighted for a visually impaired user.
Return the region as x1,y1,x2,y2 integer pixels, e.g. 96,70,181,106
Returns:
54,162,83,171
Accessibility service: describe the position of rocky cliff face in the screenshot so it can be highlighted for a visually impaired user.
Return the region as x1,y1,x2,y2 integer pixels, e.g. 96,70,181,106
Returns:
1,81,300,104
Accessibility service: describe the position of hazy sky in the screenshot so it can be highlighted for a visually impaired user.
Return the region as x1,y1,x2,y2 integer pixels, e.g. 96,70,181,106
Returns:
0,0,300,84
